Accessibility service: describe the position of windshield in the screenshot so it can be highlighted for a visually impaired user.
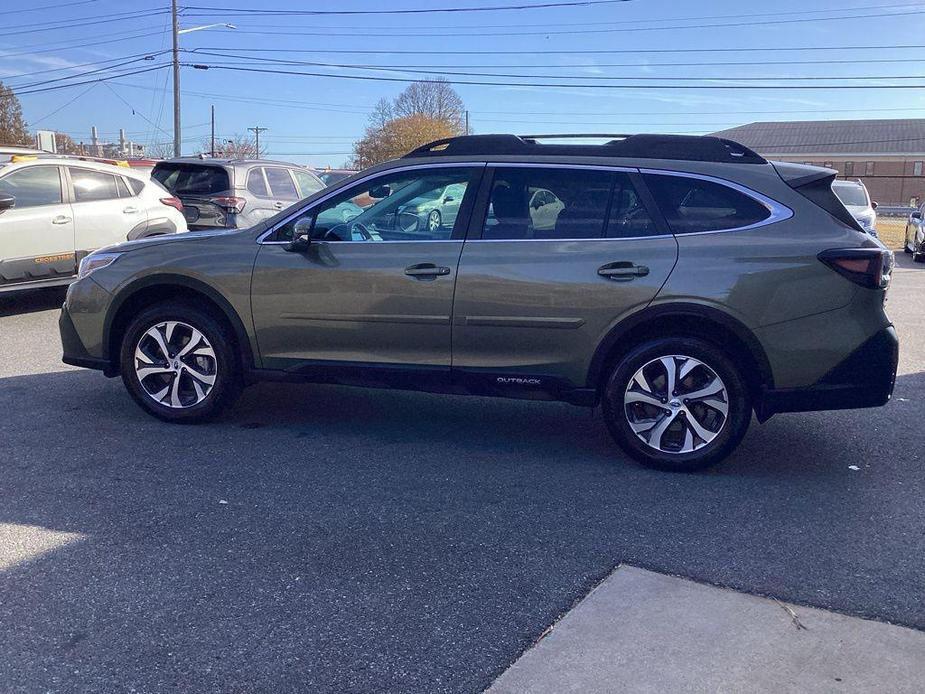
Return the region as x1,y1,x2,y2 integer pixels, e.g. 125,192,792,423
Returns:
833,183,868,207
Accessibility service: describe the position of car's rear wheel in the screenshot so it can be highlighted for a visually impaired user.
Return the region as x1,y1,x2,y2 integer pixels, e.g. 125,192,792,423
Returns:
913,238,925,263
602,338,751,472
119,302,242,422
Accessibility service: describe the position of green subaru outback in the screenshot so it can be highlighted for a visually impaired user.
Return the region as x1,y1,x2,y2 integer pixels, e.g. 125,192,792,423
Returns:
60,134,898,471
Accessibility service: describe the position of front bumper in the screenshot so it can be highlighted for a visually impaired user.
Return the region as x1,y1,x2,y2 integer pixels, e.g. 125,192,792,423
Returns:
60,304,109,372
756,325,898,420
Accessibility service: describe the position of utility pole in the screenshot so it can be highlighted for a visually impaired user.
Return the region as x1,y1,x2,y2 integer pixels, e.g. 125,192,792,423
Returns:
247,126,267,159
465,110,470,135
210,105,215,157
171,0,181,157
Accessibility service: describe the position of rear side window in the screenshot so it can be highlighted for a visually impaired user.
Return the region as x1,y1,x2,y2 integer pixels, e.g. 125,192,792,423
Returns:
126,177,144,195
152,164,230,196
265,167,299,200
643,174,771,233
246,168,269,197
70,168,121,202
483,167,656,240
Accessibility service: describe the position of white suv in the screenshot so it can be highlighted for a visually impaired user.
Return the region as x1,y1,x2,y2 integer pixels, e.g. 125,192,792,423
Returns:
0,157,187,293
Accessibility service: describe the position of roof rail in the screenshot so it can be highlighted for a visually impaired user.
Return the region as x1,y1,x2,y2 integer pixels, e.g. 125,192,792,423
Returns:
403,133,766,164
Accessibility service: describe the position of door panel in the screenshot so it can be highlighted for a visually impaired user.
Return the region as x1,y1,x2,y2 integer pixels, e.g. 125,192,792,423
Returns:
250,165,482,370
68,167,144,251
452,165,678,389
252,241,463,367
0,165,76,284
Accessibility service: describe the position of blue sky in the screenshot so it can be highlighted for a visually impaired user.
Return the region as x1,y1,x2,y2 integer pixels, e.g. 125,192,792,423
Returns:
3,0,925,167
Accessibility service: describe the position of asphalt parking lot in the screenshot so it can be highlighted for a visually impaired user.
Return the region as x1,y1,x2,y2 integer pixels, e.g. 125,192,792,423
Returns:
1,255,923,694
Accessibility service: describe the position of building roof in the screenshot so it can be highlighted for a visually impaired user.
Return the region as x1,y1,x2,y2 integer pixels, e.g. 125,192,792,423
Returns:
711,119,925,156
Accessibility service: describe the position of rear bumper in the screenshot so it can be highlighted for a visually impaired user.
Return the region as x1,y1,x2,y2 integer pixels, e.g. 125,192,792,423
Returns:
756,325,898,420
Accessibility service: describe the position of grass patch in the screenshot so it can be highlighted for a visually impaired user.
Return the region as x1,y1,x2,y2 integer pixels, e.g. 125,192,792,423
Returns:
876,218,906,250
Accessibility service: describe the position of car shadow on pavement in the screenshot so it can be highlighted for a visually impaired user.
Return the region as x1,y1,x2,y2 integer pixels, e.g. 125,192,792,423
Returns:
0,286,67,317
1,368,924,693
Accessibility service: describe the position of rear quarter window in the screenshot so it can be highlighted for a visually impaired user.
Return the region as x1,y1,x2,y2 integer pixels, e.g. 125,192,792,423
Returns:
643,173,771,233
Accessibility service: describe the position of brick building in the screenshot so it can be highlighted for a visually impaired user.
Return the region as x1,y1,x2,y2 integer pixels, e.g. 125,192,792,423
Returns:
712,119,925,205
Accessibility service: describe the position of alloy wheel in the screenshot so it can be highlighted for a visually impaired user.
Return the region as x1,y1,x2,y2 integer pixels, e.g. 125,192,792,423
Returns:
427,210,441,231
133,321,217,408
623,354,729,454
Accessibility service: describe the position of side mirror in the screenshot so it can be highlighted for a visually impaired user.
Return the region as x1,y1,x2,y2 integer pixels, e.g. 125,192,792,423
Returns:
912,211,922,220
284,217,313,252
369,185,391,199
0,192,15,211
443,195,455,203
871,201,878,210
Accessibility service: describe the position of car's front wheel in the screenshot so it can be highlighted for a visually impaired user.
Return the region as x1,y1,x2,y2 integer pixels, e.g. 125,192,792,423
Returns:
426,209,442,232
119,302,242,422
602,338,751,472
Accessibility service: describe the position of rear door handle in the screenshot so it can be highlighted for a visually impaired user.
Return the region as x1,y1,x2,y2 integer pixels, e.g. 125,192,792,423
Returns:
404,263,451,279
273,201,286,209
598,262,650,281
51,215,72,225
123,206,140,214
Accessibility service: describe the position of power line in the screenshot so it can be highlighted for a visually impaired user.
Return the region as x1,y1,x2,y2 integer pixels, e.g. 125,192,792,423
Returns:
29,83,100,126
189,44,925,56
10,65,171,96
183,0,632,16
0,30,168,58
207,8,925,38
3,52,171,81
185,62,925,90
0,0,99,15
189,51,925,82
10,54,171,91
4,8,170,37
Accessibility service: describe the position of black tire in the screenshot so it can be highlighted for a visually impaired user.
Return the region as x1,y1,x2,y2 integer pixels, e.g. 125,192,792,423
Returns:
913,239,925,263
601,337,751,472
119,301,242,423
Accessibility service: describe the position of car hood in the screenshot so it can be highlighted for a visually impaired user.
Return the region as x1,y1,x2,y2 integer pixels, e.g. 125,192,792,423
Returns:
94,228,239,256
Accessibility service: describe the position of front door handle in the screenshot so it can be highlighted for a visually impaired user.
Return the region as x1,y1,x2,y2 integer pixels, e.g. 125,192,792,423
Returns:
598,261,650,281
51,215,72,225
404,263,451,279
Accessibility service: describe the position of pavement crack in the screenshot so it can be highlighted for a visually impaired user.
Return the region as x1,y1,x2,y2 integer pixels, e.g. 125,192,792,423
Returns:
775,599,808,631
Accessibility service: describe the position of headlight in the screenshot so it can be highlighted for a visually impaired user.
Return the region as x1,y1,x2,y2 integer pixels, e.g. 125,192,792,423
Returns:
78,252,121,278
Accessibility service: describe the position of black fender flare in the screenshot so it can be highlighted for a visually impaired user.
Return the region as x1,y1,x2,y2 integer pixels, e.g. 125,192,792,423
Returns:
585,302,774,392
102,273,255,370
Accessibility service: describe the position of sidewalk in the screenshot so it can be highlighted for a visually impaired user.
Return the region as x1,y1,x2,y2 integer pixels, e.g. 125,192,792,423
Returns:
488,566,925,693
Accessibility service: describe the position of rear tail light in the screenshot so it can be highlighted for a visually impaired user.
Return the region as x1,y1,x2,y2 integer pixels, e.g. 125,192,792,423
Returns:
818,248,893,290
160,197,183,212
211,196,247,213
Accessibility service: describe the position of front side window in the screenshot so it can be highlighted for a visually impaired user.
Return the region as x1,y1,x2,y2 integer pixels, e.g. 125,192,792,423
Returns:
643,174,771,234
0,166,62,208
483,167,656,240
272,167,477,243
265,167,299,201
70,168,121,203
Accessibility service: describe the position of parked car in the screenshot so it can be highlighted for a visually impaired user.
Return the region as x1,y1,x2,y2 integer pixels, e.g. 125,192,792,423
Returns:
832,179,877,235
0,156,186,293
904,202,925,261
313,168,357,187
60,134,897,472
152,158,324,230
396,181,468,233
0,145,44,162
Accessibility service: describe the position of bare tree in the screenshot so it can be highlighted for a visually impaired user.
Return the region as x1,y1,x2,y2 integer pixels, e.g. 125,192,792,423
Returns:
352,114,456,169
53,132,83,155
197,133,266,158
392,78,465,133
0,81,31,146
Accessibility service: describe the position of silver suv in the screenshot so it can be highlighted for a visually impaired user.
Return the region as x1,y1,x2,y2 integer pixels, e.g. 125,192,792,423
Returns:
152,158,324,230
